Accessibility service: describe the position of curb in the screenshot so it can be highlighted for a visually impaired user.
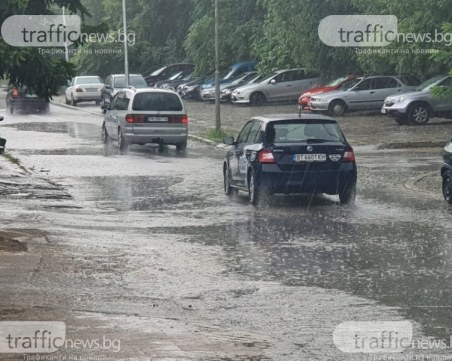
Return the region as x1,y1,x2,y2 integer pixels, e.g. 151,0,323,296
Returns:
404,171,440,199
378,141,446,150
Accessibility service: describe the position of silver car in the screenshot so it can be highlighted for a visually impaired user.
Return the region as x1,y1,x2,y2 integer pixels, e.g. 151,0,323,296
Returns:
231,68,322,106
102,88,188,153
65,76,104,106
381,75,452,125
310,75,420,116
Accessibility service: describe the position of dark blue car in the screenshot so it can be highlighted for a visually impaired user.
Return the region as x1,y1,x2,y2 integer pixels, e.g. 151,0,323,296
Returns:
223,114,357,205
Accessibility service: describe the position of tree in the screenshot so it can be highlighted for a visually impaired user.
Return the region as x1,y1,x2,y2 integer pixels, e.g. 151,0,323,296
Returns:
0,0,88,100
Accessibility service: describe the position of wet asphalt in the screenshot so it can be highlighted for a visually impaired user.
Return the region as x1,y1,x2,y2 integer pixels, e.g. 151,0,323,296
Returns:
1,101,452,360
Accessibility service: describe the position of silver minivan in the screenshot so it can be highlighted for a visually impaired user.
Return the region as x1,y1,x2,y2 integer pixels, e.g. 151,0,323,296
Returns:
102,88,188,152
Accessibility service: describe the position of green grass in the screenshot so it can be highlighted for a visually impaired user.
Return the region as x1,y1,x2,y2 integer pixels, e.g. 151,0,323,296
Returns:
1,153,27,172
202,128,235,143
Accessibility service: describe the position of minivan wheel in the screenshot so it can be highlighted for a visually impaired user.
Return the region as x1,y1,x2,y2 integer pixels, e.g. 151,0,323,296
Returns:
250,92,266,106
176,141,187,152
224,164,237,197
118,128,128,153
101,122,110,144
442,170,452,204
328,100,347,116
407,102,431,125
339,182,356,205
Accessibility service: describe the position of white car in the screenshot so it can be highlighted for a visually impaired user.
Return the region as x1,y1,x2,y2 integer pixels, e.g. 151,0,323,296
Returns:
65,76,104,106
231,69,322,106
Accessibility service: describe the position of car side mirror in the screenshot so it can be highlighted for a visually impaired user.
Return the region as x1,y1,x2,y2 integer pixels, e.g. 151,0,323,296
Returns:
223,137,235,145
270,79,276,85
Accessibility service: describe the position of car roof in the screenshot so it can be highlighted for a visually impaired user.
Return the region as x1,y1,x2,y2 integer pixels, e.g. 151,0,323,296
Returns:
253,114,337,124
111,74,143,77
122,88,180,95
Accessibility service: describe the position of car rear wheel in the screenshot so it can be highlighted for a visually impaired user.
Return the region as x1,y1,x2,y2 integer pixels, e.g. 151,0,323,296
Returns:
118,128,128,153
250,92,266,106
8,103,14,114
328,100,347,116
442,170,452,204
407,102,431,125
71,95,77,106
65,95,70,105
339,182,356,205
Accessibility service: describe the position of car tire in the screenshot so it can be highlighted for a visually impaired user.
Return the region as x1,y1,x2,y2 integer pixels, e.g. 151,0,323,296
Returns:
339,182,356,205
442,170,452,204
8,103,14,114
407,102,431,125
176,141,187,152
224,164,237,197
101,122,110,144
328,100,347,116
71,95,77,106
250,92,266,106
65,95,70,105
118,128,128,153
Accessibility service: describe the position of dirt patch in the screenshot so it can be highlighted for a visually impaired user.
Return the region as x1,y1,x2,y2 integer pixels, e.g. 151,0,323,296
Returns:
0,235,27,252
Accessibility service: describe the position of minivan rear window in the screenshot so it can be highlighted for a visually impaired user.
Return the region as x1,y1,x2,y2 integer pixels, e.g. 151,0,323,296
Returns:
267,122,344,143
132,93,183,111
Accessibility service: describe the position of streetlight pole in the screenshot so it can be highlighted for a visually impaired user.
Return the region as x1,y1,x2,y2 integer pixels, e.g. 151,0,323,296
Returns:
122,0,129,87
214,0,221,132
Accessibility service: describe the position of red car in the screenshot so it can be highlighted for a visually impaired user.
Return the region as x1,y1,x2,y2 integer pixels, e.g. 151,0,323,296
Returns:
298,75,358,111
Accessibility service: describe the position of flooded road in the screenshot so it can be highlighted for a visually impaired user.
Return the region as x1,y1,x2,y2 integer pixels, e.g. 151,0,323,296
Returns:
1,103,451,360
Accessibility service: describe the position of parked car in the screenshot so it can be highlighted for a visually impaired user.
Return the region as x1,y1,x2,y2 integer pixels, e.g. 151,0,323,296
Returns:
231,69,322,106
221,73,263,102
154,70,196,90
442,137,452,204
298,74,358,111
199,62,257,100
200,71,257,101
177,68,227,100
309,75,420,116
65,76,104,106
6,86,49,114
101,74,147,108
144,63,195,87
0,116,5,154
381,75,452,125
101,88,188,153
222,114,357,205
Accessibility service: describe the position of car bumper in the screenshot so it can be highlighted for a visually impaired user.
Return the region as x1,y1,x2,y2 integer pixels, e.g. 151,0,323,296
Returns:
10,99,48,112
73,92,101,101
259,164,357,194
381,103,408,116
309,100,330,112
231,95,250,104
124,128,188,145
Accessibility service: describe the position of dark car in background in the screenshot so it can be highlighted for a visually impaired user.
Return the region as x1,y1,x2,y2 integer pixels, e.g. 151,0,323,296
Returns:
222,114,357,205
144,63,195,87
221,73,263,102
441,137,452,204
154,70,196,90
101,74,147,108
6,86,49,114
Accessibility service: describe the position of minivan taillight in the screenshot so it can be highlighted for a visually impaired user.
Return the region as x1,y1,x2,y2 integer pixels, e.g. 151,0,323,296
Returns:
343,148,356,162
126,114,145,123
168,115,189,124
12,88,20,97
258,149,275,163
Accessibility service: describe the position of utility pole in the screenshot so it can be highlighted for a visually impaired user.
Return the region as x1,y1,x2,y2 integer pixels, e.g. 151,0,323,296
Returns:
214,0,221,132
122,0,129,87
62,6,69,62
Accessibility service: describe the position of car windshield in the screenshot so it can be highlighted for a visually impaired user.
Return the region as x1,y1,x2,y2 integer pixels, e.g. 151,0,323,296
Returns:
268,121,344,143
417,75,447,91
150,66,167,76
339,78,362,91
132,92,183,111
114,76,147,88
325,76,348,87
75,77,103,85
